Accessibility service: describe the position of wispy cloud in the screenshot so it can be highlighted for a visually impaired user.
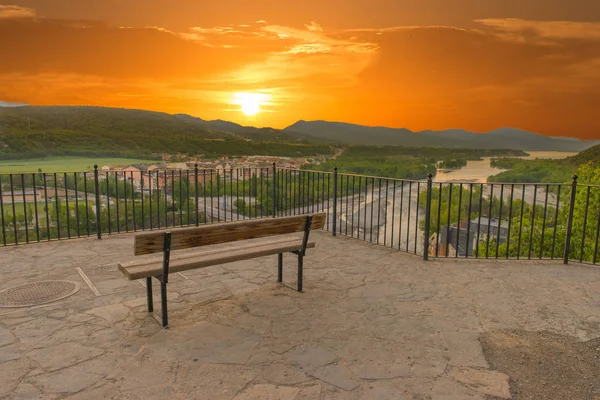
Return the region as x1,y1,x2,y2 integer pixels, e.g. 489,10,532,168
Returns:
0,4,35,19
476,18,600,41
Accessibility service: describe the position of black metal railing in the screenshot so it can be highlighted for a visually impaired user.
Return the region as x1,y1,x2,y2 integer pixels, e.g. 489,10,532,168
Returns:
1,165,599,266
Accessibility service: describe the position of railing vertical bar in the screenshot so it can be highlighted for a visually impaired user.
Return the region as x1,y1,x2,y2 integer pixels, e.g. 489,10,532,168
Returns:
446,184,452,257
551,185,561,259
157,171,162,229
22,174,30,243
539,184,549,259
204,170,208,224
124,171,129,233
42,172,50,240
496,184,504,258
178,170,183,226
384,179,389,246
55,172,61,239
0,176,8,244
132,171,137,231
332,168,338,236
528,184,538,260
164,170,169,227
517,184,526,259
33,174,40,241
104,172,111,235
390,180,396,247
114,172,120,233
53,173,60,240
423,175,433,259
377,178,382,244
466,183,473,258
475,184,483,258
436,182,442,257
357,176,362,239
398,181,404,250
593,195,600,265
579,186,591,263
370,177,375,242
352,176,357,239
230,169,234,220
485,184,493,258
149,171,153,230
415,181,421,254
455,183,463,258
141,171,145,230
506,184,514,259
83,172,90,236
0,175,5,245
363,177,368,241
406,181,412,251
346,175,350,236
9,175,17,244
185,169,190,226
74,173,80,237
194,165,199,226
563,175,578,264
63,173,70,238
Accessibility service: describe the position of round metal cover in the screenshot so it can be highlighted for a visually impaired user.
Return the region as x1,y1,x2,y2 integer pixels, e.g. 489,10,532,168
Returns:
0,280,81,308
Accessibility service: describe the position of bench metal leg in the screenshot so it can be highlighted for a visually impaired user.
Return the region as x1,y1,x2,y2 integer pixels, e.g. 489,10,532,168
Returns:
160,280,168,328
146,277,153,312
297,254,303,292
277,253,283,283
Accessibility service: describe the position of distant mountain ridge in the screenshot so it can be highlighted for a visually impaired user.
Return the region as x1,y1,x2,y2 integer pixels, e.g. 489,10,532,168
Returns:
283,120,600,152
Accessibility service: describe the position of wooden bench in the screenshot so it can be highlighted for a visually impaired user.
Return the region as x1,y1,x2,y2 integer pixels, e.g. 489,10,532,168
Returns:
118,213,326,328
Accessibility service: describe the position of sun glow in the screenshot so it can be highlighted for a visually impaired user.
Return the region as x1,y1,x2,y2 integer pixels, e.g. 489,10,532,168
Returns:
232,92,270,116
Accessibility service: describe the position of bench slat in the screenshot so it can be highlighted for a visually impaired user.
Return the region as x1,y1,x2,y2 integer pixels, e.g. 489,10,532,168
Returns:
134,213,326,256
121,235,304,270
120,238,315,280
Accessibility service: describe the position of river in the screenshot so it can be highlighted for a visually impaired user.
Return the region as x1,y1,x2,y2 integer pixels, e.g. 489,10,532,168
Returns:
435,151,577,183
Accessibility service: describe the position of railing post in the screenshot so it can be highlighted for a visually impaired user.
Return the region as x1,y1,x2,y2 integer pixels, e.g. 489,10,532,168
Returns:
272,162,277,218
423,173,433,260
93,165,102,240
332,167,338,236
563,174,578,264
194,164,199,226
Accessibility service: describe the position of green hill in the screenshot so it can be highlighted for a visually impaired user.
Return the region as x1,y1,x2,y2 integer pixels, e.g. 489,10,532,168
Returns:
0,106,333,159
565,144,600,166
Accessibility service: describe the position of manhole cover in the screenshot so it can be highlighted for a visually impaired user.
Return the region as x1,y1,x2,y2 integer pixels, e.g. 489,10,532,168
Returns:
0,280,81,308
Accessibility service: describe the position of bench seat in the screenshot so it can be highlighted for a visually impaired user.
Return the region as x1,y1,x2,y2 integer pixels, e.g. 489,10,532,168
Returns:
118,235,315,280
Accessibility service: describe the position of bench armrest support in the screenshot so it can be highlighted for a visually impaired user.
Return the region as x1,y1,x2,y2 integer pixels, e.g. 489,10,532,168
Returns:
301,216,313,256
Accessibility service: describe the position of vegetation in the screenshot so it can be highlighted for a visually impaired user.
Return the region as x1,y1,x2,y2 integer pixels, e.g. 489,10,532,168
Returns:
0,157,160,173
481,162,599,262
438,159,467,169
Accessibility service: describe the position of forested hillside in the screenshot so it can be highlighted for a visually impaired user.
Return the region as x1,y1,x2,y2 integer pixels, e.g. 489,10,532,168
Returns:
0,106,334,159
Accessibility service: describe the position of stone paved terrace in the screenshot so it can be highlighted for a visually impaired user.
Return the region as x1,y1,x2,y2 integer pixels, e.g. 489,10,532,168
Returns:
1,231,600,400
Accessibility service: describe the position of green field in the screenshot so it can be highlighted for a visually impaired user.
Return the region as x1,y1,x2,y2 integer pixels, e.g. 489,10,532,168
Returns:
0,157,160,173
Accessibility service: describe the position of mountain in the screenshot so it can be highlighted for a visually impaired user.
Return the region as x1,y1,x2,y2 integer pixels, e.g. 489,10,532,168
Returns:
284,120,600,151
174,114,318,142
0,106,333,159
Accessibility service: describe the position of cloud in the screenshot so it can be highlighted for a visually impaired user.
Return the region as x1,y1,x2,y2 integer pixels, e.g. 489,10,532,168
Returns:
0,99,28,107
0,4,35,19
476,18,600,41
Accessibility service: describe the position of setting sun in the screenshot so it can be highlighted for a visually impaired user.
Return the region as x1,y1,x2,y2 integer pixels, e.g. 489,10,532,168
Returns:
232,92,270,117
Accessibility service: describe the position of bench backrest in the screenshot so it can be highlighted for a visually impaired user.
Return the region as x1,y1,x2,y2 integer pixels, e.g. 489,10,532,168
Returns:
133,213,327,256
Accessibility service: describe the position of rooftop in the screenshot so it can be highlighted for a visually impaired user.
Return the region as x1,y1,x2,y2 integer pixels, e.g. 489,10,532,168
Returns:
1,231,599,399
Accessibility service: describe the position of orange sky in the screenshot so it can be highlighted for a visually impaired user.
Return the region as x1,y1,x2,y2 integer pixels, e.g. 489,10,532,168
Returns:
1,0,600,139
